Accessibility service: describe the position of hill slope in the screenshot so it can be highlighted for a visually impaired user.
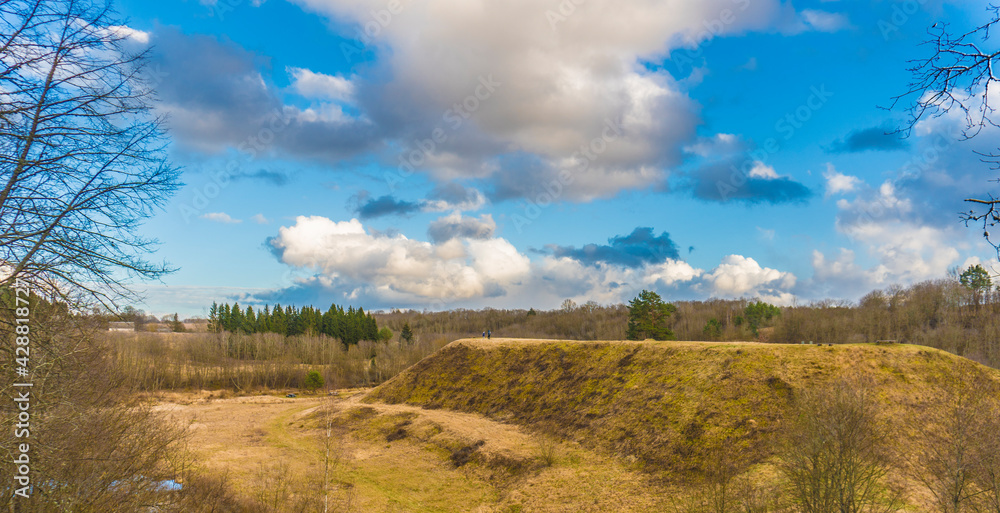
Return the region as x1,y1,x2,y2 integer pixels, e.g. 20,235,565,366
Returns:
366,338,1000,479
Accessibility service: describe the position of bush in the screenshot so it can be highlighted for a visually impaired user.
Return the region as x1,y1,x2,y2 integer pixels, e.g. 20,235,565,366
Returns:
536,438,558,467
304,370,324,393
703,318,723,340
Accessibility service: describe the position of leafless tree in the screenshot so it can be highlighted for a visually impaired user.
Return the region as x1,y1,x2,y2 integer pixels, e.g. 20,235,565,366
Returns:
779,379,904,513
253,460,293,512
319,396,343,513
973,401,1000,513
0,0,179,308
914,385,986,513
0,1,186,510
0,301,191,511
891,6,1000,255
697,437,755,513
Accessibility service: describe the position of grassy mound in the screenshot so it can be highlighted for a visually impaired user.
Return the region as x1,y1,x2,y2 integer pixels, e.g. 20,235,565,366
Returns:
365,338,1000,479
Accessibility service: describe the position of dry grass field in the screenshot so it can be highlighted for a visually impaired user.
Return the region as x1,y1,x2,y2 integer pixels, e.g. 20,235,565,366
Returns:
152,338,1000,511
155,388,676,512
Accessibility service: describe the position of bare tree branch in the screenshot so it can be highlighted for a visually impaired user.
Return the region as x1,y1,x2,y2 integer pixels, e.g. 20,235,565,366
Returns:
892,6,1000,256
0,0,179,309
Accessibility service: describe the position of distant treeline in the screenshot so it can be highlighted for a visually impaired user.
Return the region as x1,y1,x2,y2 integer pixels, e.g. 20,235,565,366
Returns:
372,274,1000,369
208,301,379,345
93,271,1000,393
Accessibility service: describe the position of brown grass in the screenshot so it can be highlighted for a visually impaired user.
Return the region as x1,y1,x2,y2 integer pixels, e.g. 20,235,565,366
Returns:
365,338,1000,508
158,386,684,512
151,338,1000,511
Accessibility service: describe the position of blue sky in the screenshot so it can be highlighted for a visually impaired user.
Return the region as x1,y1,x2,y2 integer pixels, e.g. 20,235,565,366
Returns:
113,0,1000,318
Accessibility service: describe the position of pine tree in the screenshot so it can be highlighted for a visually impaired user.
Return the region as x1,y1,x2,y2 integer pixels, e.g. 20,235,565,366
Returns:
322,305,340,340
304,370,324,393
202,299,382,342
208,302,220,333
960,264,992,310
259,304,271,333
366,312,379,341
245,305,256,334
287,305,304,336
305,306,321,335
221,303,232,332
626,290,676,341
271,304,287,335
401,323,414,344
357,307,377,342
231,302,245,333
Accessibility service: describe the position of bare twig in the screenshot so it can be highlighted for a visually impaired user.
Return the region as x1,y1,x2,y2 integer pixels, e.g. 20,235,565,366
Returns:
892,6,1000,255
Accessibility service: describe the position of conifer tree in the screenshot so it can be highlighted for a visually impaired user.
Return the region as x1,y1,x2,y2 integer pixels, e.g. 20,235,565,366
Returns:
271,304,287,335
245,305,256,333
260,305,271,333
171,314,185,332
626,290,676,341
231,302,244,333
960,264,992,310
208,302,220,333
203,299,382,345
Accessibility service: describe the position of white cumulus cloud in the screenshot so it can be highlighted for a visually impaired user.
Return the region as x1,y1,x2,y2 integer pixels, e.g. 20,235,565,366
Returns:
269,216,530,301
703,254,797,297
265,215,801,308
811,168,979,298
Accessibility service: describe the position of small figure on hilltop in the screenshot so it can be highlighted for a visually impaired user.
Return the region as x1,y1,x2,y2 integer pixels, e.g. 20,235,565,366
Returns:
488,329,492,339
482,330,486,338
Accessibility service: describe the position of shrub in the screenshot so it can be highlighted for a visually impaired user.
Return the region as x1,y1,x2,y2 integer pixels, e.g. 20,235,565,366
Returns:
304,370,324,393
703,318,723,340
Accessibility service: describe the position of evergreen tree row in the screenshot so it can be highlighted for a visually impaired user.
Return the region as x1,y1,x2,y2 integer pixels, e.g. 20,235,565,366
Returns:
207,301,379,345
